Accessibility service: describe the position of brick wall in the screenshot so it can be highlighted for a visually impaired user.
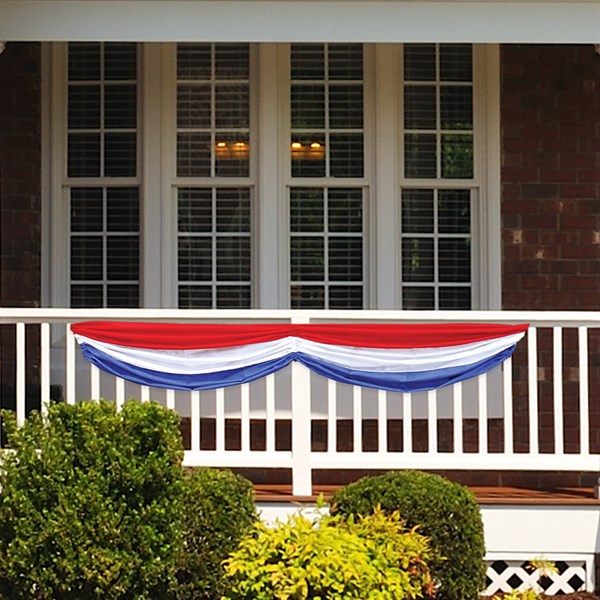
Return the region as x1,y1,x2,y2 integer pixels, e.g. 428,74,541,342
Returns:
501,44,600,311
0,42,41,308
501,45,600,478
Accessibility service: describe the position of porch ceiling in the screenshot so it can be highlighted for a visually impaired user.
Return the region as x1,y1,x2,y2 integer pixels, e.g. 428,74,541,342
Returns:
1,0,599,44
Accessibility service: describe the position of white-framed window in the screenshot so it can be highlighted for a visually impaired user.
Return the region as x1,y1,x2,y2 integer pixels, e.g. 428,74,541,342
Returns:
65,42,140,308
44,41,500,310
174,43,253,308
400,43,476,309
288,43,367,309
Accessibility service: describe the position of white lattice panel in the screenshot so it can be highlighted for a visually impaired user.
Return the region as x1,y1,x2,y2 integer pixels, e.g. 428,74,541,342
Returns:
485,555,594,596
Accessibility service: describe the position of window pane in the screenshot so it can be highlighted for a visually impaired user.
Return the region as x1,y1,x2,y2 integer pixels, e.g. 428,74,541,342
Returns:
215,83,249,129
178,237,212,281
71,285,103,308
104,43,137,81
107,237,139,280
177,84,211,129
291,44,324,80
291,285,324,309
68,133,100,177
290,188,324,233
71,237,103,280
441,134,473,178
438,238,470,282
178,189,212,233
291,84,325,129
214,132,249,177
328,44,363,80
107,188,139,232
438,189,470,234
107,285,139,308
216,237,251,281
105,84,137,129
402,189,434,233
217,285,251,308
215,43,249,79
329,237,363,281
329,286,363,309
216,188,251,232
440,44,472,82
68,43,100,81
440,87,473,130
330,133,363,178
179,285,213,308
328,188,362,233
177,132,211,177
402,287,434,310
104,132,136,177
402,238,434,282
404,134,436,179
291,134,326,178
329,84,363,129
71,188,103,232
178,44,211,80
439,287,471,309
290,238,324,280
404,44,436,81
68,86,100,129
404,86,436,130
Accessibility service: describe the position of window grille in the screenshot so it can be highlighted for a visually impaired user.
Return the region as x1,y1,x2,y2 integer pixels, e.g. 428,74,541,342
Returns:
177,187,252,308
291,43,364,178
175,43,253,308
290,187,364,309
177,43,250,178
67,43,140,308
401,44,474,309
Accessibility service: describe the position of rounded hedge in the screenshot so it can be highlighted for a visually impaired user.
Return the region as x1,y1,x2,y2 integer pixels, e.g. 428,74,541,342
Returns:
0,400,185,600
330,470,486,600
170,468,258,600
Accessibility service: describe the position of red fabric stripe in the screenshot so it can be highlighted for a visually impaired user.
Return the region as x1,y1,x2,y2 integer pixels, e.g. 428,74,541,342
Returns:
70,321,528,350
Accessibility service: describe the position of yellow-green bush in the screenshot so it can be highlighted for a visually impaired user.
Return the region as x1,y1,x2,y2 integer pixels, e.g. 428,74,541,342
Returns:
223,506,434,600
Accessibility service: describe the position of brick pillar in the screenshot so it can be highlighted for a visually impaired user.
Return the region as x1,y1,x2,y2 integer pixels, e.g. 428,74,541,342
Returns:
501,44,600,311
501,45,600,470
0,42,41,308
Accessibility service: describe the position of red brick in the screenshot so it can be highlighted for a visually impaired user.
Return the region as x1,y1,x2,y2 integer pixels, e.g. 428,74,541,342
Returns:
560,183,598,198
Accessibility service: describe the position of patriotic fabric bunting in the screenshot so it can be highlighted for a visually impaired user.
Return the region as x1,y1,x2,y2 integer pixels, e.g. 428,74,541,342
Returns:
71,322,528,393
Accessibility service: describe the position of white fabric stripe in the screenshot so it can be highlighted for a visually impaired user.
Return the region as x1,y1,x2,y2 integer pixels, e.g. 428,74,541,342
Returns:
75,332,524,376
298,334,524,372
75,335,293,374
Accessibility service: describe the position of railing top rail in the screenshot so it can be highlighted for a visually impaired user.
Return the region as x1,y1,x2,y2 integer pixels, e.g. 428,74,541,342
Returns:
2,307,600,326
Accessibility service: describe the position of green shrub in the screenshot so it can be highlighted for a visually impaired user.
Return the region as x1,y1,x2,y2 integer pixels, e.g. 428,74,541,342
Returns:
170,468,258,600
223,505,434,600
0,400,185,600
331,470,486,600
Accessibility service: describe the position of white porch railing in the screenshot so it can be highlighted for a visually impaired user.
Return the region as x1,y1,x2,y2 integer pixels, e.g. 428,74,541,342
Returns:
1,308,600,496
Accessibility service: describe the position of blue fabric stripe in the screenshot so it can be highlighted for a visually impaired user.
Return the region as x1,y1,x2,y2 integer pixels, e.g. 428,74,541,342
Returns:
295,346,516,392
80,342,516,392
80,343,294,391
